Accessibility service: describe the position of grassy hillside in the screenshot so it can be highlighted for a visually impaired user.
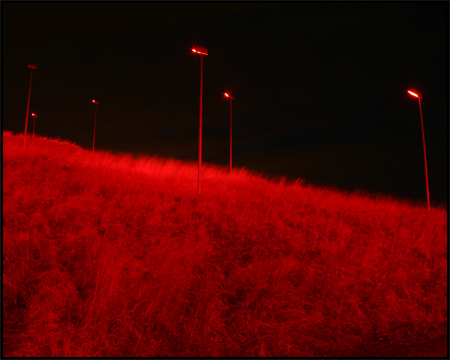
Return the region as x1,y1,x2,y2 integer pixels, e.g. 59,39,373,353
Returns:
3,130,447,357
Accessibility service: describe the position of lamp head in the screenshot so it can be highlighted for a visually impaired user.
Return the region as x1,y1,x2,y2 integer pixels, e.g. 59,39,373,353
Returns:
192,45,208,56
28,63,37,69
224,92,234,100
92,99,99,105
407,89,422,99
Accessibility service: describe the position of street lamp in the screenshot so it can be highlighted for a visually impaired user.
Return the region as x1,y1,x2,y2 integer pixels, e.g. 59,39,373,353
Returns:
31,113,38,137
24,62,37,147
224,92,235,173
92,99,99,152
192,45,208,195
407,89,430,212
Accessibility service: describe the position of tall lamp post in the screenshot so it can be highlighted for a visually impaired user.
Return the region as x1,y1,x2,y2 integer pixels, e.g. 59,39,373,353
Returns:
192,45,208,195
92,99,99,152
407,89,430,212
224,92,234,173
31,113,38,137
24,63,37,147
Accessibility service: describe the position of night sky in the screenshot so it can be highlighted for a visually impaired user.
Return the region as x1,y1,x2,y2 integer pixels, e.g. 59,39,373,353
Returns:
3,2,448,204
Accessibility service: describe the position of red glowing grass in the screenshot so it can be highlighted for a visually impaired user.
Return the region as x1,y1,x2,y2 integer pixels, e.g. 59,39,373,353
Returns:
2,131,447,357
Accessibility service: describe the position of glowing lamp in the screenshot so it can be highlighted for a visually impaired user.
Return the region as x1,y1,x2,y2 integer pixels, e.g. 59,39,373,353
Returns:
407,89,430,212
407,89,422,99
24,63,37,146
223,92,235,173
30,112,38,137
191,45,208,194
92,99,99,151
191,45,208,56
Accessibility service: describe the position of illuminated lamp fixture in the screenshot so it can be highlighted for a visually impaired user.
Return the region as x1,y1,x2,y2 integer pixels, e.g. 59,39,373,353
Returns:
224,92,235,173
191,46,208,56
191,45,208,195
92,99,99,152
31,113,38,137
407,90,422,98
24,62,37,146
407,89,430,212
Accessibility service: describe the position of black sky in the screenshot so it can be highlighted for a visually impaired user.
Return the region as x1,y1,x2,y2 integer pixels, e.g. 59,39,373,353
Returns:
2,1,448,204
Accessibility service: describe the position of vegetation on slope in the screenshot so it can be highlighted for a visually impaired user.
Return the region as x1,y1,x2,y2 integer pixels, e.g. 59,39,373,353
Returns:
3,131,447,357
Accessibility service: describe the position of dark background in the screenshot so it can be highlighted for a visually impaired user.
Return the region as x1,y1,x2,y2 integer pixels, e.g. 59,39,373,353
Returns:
2,2,448,205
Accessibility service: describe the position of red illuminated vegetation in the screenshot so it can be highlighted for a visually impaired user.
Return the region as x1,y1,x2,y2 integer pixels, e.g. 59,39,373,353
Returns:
3,131,447,357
